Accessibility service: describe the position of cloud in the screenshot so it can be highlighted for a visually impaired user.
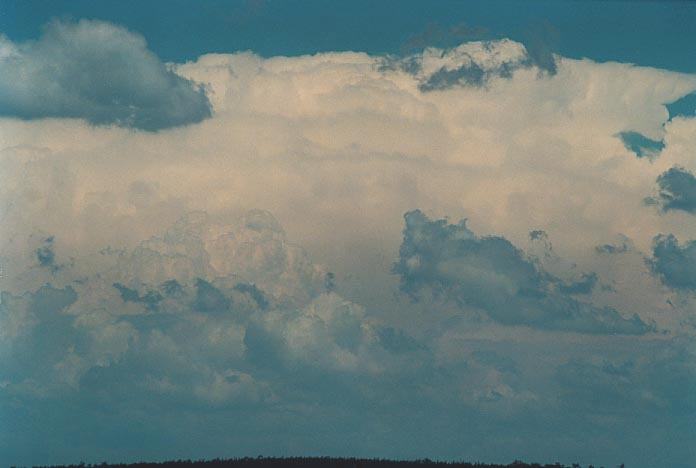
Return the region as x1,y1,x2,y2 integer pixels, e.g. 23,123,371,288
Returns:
245,292,402,373
555,343,696,417
383,39,554,91
595,235,633,254
557,272,597,295
0,208,441,466
96,209,327,307
420,62,488,91
393,210,651,334
0,207,691,468
648,166,696,214
649,234,696,292
0,19,211,130
0,284,81,394
2,31,696,466
112,282,163,311
35,236,57,270
1,209,379,399
520,22,558,75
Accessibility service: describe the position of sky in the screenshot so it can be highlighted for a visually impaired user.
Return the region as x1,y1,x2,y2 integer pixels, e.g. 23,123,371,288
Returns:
1,1,696,467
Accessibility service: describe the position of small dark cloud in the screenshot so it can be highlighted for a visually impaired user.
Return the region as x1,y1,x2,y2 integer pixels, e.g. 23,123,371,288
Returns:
113,283,141,303
393,210,651,334
194,278,232,314
0,19,212,131
652,166,696,214
324,272,336,293
618,131,664,159
529,230,548,241
113,283,163,310
35,236,57,271
160,279,184,296
29,284,78,318
520,21,559,76
233,282,269,310
595,244,627,254
596,237,632,255
648,234,696,292
419,63,486,91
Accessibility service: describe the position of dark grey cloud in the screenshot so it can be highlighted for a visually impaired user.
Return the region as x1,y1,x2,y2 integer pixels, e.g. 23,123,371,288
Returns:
649,166,696,214
193,278,232,314
0,19,211,131
529,230,547,241
113,282,163,311
1,211,692,467
419,63,487,91
35,236,56,270
233,282,269,311
323,272,336,293
520,21,559,76
596,236,632,255
161,279,184,296
394,20,556,89
649,234,696,292
522,37,556,76
382,37,556,92
393,210,651,334
417,52,545,92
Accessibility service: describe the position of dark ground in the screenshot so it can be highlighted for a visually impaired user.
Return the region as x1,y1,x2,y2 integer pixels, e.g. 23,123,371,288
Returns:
30,457,616,468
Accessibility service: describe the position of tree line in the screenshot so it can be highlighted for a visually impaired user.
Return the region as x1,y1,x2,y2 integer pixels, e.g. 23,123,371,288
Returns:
28,456,624,468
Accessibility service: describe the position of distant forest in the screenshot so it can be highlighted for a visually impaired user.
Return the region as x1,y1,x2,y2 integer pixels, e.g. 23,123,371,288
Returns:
30,457,623,468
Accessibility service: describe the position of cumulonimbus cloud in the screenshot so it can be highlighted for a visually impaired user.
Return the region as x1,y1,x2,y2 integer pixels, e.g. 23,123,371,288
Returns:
2,26,696,466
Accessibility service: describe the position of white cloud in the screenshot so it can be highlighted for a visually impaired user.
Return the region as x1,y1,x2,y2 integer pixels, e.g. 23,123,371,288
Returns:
4,42,696,331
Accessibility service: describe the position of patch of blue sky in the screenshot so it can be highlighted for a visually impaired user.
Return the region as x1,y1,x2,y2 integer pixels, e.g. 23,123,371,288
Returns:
667,91,696,120
618,131,665,159
2,0,696,74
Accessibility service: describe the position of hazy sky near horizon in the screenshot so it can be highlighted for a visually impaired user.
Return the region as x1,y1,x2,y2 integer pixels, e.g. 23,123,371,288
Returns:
1,2,696,467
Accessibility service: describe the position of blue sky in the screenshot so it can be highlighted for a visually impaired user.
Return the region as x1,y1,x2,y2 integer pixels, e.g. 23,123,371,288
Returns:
1,3,696,468
2,0,696,72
